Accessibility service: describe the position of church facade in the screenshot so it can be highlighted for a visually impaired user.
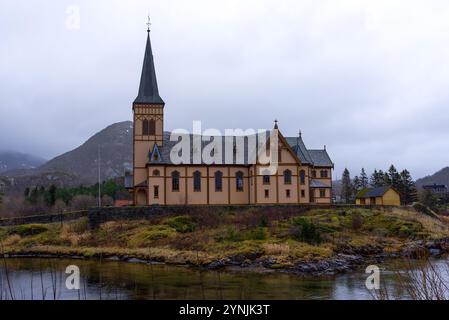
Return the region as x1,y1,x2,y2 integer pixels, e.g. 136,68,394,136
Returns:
126,28,334,206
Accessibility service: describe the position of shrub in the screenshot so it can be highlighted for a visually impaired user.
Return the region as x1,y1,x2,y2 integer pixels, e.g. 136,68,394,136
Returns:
165,216,196,233
290,217,321,245
245,227,267,241
259,215,269,228
216,226,243,242
351,212,364,231
8,224,48,237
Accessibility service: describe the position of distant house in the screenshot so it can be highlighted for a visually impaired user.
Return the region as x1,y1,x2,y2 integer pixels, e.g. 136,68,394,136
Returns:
422,184,448,198
356,186,401,206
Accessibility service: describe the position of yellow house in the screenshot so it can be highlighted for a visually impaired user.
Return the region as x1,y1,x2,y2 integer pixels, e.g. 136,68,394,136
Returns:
356,186,401,206
125,26,334,206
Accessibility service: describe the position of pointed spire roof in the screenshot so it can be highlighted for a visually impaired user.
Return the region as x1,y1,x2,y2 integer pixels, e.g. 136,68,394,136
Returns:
134,28,164,105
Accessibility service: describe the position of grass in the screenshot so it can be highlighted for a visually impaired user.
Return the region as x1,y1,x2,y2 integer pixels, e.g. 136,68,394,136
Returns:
1,207,449,268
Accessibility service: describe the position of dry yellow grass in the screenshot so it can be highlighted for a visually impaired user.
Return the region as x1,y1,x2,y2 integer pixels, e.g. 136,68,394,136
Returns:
386,208,449,239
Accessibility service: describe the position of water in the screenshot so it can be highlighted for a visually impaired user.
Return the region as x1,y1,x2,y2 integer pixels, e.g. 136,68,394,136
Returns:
0,258,447,300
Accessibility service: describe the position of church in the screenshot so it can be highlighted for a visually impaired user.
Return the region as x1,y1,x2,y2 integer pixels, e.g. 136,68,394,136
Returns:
126,26,334,206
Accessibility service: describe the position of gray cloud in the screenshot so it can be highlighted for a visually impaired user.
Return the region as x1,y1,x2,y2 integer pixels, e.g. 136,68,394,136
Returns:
1,0,449,180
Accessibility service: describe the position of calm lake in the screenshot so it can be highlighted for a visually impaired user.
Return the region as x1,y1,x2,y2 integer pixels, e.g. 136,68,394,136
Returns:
0,257,447,300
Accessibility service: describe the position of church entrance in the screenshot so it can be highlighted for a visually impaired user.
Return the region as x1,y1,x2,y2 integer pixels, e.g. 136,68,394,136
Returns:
136,189,148,206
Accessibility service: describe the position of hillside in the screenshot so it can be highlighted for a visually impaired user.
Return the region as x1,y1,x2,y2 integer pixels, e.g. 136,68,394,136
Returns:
0,151,46,173
1,207,448,273
416,167,449,188
38,121,133,183
1,121,133,192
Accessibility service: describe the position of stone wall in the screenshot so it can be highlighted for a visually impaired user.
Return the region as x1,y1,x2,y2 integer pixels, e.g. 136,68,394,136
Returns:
0,211,88,227
0,204,399,228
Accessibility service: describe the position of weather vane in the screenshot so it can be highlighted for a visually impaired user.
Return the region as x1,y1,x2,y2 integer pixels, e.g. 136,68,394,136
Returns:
146,15,151,32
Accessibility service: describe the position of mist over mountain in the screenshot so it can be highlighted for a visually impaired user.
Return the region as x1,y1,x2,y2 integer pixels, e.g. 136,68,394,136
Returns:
1,121,133,192
0,151,46,173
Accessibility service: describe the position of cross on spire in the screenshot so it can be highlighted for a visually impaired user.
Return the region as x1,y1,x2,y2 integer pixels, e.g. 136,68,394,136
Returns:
146,15,151,33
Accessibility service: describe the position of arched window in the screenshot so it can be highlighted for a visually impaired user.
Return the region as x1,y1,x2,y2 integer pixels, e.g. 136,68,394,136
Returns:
148,119,156,135
193,171,201,192
142,119,149,135
300,170,306,185
236,171,244,191
172,171,180,191
215,171,223,192
284,169,292,185
153,169,160,176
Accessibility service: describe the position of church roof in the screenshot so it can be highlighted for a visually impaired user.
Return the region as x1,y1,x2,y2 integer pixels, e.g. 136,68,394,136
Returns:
148,131,333,167
134,31,164,105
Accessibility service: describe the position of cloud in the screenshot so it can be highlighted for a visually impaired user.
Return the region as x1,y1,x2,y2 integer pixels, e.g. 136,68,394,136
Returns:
1,0,449,179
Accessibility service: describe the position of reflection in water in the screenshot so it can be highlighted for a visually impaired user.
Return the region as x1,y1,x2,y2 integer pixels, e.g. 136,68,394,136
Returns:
0,258,446,300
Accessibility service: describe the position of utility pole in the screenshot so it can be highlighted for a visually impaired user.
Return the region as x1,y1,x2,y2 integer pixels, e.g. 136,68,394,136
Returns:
98,145,101,208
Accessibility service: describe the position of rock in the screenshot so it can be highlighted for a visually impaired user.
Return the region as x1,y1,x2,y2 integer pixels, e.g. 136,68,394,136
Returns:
208,260,227,270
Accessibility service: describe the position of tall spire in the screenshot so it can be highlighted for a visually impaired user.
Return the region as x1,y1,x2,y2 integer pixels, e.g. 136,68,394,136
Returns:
134,18,164,105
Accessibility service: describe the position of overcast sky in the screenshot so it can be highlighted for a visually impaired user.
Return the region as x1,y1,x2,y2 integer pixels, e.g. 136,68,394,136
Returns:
1,0,449,180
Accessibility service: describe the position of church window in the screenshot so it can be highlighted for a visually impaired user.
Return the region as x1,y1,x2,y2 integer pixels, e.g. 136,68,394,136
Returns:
284,170,292,185
172,171,180,191
153,169,160,176
149,119,156,135
320,170,328,178
320,189,326,198
215,171,223,192
264,190,269,198
194,171,201,192
300,170,306,185
142,119,149,135
286,189,291,198
263,175,270,185
154,186,159,199
236,171,244,191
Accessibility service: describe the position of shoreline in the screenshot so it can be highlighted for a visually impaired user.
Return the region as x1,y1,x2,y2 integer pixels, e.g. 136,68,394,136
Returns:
2,240,447,276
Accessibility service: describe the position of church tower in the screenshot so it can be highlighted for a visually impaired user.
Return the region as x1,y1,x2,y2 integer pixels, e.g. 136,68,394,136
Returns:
132,22,165,205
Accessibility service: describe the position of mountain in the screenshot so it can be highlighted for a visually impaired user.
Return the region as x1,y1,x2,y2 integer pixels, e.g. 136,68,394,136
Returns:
0,151,46,173
1,121,133,192
39,121,133,183
416,167,449,188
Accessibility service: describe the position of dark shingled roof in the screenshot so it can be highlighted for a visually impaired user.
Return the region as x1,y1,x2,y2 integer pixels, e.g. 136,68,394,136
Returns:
148,132,333,167
356,186,392,198
310,179,331,188
308,149,334,167
134,32,164,105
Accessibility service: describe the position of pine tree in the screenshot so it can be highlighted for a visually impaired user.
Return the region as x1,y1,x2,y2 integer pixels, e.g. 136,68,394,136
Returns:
383,171,391,186
371,169,386,187
400,169,418,205
341,168,353,204
370,169,379,187
388,165,400,190
360,168,369,189
353,175,361,192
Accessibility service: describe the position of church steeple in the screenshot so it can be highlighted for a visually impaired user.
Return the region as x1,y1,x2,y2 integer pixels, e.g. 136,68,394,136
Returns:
134,19,164,105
